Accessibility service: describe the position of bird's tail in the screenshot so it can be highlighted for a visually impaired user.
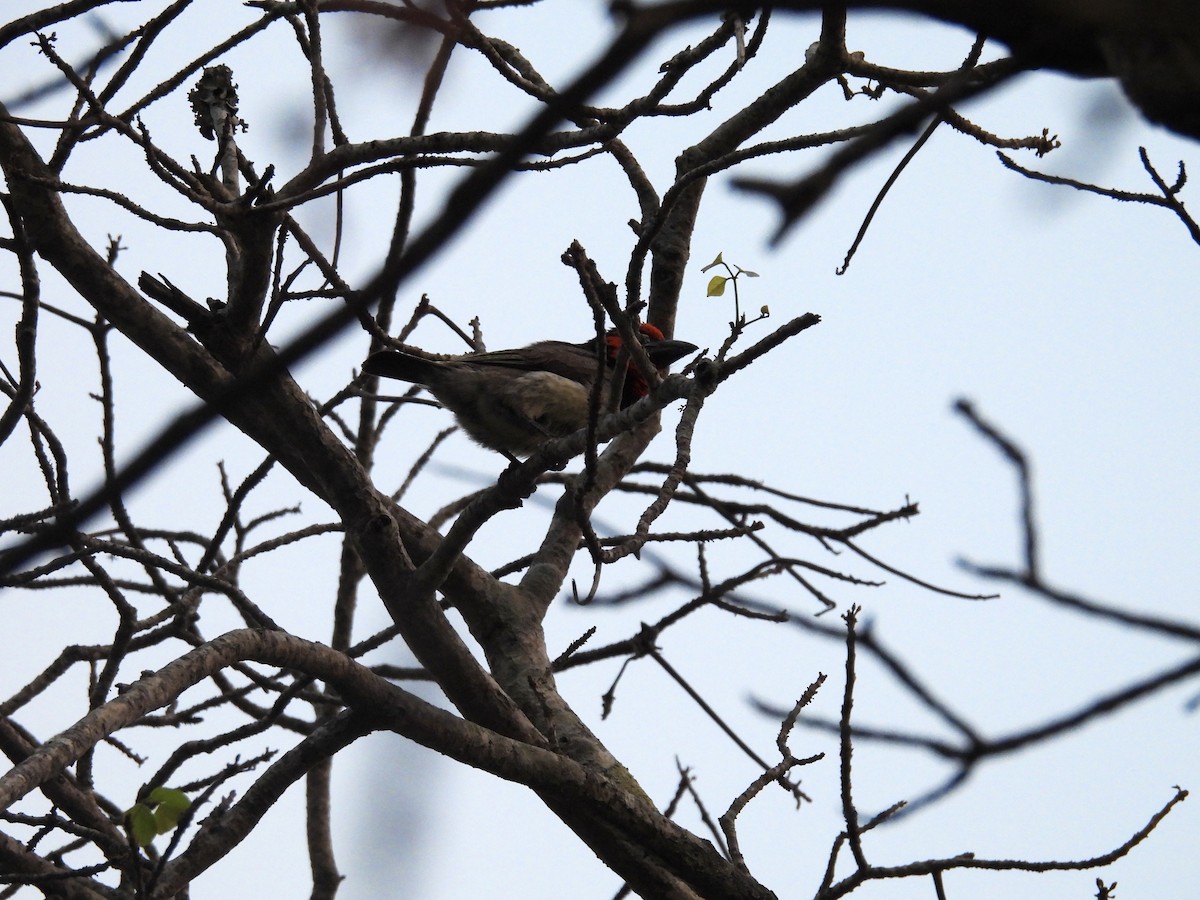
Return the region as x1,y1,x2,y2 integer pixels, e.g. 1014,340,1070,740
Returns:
362,350,441,385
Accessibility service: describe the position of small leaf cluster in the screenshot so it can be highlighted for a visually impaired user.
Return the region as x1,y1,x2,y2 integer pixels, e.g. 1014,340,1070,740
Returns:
125,787,191,849
702,252,768,328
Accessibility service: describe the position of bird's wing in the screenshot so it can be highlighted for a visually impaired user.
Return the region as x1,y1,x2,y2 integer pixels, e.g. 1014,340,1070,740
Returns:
461,341,600,384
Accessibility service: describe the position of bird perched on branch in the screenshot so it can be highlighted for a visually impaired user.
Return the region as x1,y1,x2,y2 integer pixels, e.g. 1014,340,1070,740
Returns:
362,323,697,458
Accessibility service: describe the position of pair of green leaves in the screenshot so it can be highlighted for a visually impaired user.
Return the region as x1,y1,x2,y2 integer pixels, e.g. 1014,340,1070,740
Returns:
125,787,191,849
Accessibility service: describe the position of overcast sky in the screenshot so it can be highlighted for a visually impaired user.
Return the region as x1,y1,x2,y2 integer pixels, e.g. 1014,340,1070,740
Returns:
2,3,1198,898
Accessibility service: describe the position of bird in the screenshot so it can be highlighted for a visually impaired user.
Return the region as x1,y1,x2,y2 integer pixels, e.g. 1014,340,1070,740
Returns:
362,323,698,458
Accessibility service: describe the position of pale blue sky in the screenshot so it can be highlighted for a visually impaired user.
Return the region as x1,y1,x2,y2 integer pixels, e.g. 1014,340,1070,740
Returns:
2,4,1197,898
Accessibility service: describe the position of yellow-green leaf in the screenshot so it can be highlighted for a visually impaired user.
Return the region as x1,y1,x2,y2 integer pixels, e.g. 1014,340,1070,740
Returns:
126,804,157,848
149,788,191,831
707,275,727,297
701,252,724,272
148,787,190,811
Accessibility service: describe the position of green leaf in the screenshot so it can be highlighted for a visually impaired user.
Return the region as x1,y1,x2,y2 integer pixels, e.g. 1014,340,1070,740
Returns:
742,269,760,277
147,787,189,810
126,788,192,847
149,788,191,831
707,275,727,297
153,805,182,833
126,804,158,849
700,251,724,272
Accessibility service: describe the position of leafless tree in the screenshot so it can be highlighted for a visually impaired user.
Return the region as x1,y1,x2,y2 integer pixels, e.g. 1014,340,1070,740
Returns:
0,2,1194,898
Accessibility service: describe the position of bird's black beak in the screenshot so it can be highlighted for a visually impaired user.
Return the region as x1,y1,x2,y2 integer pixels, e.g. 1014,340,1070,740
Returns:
644,338,698,368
